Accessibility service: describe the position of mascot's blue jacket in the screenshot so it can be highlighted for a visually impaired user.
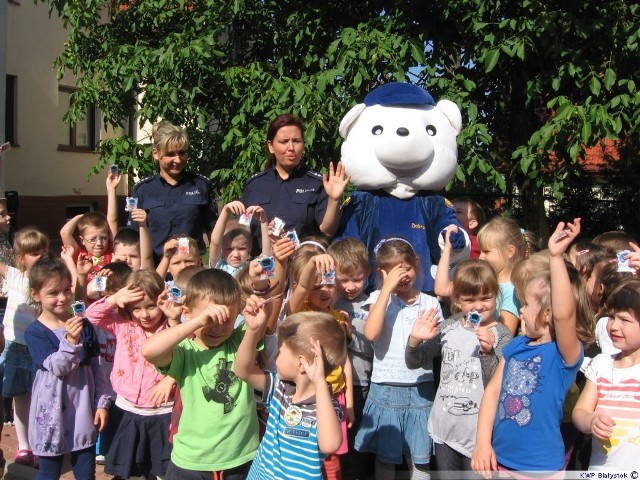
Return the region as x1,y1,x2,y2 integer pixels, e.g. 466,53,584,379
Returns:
337,190,465,293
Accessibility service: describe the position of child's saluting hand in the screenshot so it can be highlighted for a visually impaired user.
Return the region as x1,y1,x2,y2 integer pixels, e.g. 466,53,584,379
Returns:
302,338,327,385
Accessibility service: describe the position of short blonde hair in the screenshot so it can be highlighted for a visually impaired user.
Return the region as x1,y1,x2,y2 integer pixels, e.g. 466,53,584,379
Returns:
14,226,49,266
328,238,370,276
152,120,189,157
278,312,347,373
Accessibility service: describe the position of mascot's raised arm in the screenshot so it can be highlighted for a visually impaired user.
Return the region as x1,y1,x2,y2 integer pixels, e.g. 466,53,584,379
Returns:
336,82,470,293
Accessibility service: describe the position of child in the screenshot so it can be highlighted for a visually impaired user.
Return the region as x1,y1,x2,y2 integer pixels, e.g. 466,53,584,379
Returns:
209,201,270,276
355,238,443,480
452,197,485,259
156,235,202,280
235,307,346,480
85,269,174,479
407,258,512,471
287,250,353,480
60,211,113,281
141,269,259,478
0,226,49,467
24,255,110,479
0,199,13,467
328,237,374,478
112,228,154,271
476,217,539,335
471,219,593,476
572,278,640,471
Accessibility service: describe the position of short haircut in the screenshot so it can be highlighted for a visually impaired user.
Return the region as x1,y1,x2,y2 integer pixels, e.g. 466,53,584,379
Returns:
101,262,133,293
592,230,637,256
152,120,189,157
29,254,71,294
184,269,241,311
173,265,205,290
453,197,486,233
114,228,140,247
278,312,347,374
222,228,252,247
328,238,370,276
125,269,165,301
77,211,110,235
451,259,499,312
14,226,49,259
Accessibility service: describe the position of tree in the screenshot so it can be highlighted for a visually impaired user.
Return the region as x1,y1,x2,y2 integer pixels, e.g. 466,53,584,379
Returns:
46,0,640,239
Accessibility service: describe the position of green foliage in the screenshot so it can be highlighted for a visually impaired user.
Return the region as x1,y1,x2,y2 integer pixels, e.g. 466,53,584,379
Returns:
44,0,640,235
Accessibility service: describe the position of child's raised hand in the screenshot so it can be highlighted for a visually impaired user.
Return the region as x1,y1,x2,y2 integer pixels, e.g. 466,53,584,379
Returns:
193,304,231,327
312,254,334,274
273,236,296,262
94,408,109,432
130,208,148,227
76,253,93,277
471,442,497,480
65,316,84,345
380,263,408,292
223,200,245,216
625,242,640,271
548,218,581,256
163,238,179,258
246,205,267,223
149,376,176,407
61,245,75,262
106,170,122,191
409,308,439,343
242,294,269,332
157,288,183,322
476,326,496,354
301,337,327,385
112,284,145,308
443,224,459,251
590,413,615,441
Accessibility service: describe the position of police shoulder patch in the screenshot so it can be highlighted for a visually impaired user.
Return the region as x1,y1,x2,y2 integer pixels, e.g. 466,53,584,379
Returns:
444,198,455,209
305,169,324,181
132,175,156,189
192,172,212,184
246,170,268,183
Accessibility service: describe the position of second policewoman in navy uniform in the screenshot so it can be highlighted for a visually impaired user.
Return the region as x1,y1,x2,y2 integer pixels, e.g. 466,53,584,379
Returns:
131,121,217,261
242,114,349,252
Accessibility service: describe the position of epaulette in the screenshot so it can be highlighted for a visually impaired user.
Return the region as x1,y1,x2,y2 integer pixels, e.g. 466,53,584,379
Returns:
192,172,212,184
342,196,352,207
305,169,324,180
133,175,156,189
246,170,268,182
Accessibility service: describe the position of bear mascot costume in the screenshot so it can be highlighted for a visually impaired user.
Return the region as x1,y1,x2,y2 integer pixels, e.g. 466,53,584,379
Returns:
337,82,470,292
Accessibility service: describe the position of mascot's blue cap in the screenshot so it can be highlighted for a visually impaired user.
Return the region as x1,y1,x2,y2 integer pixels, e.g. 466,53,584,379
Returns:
363,83,436,107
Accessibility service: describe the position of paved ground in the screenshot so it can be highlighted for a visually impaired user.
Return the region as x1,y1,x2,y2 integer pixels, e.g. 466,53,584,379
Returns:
0,423,112,480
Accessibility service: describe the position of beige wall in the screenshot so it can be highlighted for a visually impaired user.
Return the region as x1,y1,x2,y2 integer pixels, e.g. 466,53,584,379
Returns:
4,1,128,199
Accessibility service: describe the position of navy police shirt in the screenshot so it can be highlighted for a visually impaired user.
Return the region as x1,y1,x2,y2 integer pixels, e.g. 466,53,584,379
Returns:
242,165,328,249
131,172,217,257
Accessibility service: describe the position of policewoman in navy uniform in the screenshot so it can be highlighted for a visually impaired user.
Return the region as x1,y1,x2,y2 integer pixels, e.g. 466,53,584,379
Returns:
131,121,217,261
242,114,349,252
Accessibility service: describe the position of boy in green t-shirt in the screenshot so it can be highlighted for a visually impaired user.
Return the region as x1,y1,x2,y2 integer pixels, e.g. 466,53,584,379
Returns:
142,269,259,479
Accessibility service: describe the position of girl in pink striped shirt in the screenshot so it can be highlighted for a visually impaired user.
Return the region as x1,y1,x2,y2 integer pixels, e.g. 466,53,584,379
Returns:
86,269,176,479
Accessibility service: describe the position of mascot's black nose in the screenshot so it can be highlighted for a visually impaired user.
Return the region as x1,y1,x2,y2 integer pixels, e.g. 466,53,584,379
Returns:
396,127,409,137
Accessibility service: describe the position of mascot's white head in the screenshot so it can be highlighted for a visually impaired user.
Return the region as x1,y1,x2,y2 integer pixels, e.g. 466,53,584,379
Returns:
339,83,462,200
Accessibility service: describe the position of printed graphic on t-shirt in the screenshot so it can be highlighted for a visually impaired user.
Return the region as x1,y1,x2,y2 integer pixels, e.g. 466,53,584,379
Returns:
202,358,241,414
498,355,543,427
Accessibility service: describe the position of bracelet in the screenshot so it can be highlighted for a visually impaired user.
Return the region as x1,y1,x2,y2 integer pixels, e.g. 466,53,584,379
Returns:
250,280,280,296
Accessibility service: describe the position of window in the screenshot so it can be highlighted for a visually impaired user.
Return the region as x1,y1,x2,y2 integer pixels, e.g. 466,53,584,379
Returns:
57,86,99,152
5,75,17,146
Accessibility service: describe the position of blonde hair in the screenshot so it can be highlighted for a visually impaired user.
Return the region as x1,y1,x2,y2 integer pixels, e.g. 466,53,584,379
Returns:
184,269,241,311
278,312,347,373
77,211,109,236
451,259,499,313
328,238,370,276
152,120,189,157
289,250,318,285
167,235,200,257
512,250,550,302
126,269,165,300
477,217,540,270
14,227,49,270
174,265,205,291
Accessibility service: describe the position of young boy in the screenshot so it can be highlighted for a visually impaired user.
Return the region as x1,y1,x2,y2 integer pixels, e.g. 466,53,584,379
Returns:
328,238,374,478
141,269,259,479
209,201,271,276
156,235,202,281
235,307,346,480
451,197,485,259
60,211,113,279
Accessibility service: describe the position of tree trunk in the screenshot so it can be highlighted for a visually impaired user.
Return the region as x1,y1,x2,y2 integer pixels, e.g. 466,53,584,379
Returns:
519,177,549,242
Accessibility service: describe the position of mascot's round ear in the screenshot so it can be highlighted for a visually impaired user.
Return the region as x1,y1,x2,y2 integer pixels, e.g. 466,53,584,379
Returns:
437,99,463,136
339,103,366,139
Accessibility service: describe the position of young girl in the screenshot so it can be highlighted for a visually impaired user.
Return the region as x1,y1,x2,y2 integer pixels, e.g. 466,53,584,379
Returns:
24,255,109,479
476,217,539,335
471,219,594,476
287,249,353,480
0,226,49,467
355,238,443,480
573,278,640,471
406,258,512,471
85,269,174,479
